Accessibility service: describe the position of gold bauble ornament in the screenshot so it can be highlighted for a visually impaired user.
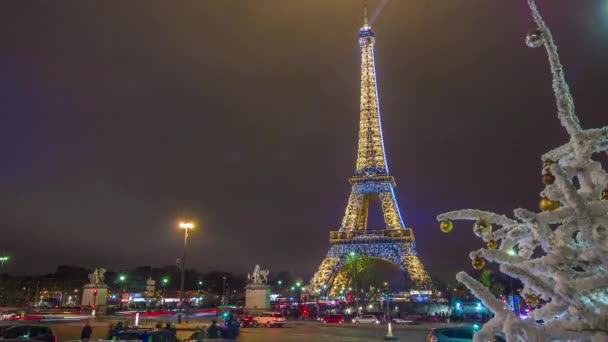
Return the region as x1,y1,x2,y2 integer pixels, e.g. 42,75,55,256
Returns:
526,294,539,307
601,189,608,201
548,199,561,210
472,257,486,270
539,197,552,211
540,197,561,211
440,220,453,233
542,159,556,168
473,219,492,238
542,173,555,185
487,240,498,249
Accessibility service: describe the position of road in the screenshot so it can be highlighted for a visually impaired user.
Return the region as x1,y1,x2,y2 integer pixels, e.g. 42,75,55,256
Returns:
180,323,431,342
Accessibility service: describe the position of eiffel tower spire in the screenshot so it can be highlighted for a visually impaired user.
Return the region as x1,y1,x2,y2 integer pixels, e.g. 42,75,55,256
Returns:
355,11,389,177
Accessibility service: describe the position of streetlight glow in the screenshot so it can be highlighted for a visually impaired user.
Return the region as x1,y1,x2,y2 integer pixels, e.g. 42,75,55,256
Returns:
179,222,195,230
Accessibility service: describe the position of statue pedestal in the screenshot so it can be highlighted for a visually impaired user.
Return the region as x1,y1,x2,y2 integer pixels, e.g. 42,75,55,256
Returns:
245,284,270,313
81,284,108,314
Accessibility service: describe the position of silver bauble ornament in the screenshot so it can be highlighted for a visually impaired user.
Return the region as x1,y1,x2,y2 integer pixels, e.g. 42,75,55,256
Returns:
525,29,544,48
473,219,492,238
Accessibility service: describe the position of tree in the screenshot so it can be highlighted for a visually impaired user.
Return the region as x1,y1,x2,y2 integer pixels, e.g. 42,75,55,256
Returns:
437,1,608,340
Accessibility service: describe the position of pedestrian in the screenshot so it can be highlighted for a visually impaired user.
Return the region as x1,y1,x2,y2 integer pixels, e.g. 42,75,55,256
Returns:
81,320,93,340
207,320,219,339
165,322,176,334
189,326,205,341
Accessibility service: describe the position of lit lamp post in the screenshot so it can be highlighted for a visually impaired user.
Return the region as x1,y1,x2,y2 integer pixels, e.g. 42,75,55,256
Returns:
0,256,9,268
118,274,127,308
161,277,169,306
348,251,360,314
384,282,397,341
178,222,194,324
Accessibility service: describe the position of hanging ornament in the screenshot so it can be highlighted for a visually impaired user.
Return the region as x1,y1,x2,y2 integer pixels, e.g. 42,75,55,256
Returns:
540,197,561,211
525,29,544,48
549,199,561,210
526,294,540,307
473,219,492,238
539,197,552,211
487,240,498,249
601,189,608,201
472,257,486,270
440,220,453,233
542,159,556,168
542,173,555,185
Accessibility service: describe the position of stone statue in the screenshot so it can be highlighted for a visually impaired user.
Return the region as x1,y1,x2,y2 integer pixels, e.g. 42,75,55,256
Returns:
259,269,269,284
87,268,106,285
250,265,269,285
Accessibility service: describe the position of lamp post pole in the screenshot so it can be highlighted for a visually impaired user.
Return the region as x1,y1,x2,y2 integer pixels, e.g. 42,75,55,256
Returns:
349,251,359,314
178,222,194,324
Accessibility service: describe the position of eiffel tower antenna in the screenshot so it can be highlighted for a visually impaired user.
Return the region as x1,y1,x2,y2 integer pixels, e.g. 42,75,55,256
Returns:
310,9,430,297
363,0,369,27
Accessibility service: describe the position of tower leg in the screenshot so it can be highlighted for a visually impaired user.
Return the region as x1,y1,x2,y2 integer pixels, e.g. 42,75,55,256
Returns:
402,256,430,289
310,257,339,294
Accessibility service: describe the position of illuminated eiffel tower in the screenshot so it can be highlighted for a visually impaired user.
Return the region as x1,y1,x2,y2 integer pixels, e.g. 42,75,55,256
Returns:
309,13,430,296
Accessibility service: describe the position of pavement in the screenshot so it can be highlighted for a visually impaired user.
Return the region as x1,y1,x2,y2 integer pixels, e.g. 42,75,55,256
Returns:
33,316,446,341
219,324,431,341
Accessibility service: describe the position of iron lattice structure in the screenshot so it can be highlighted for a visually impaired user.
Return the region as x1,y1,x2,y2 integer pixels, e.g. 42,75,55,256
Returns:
309,19,430,296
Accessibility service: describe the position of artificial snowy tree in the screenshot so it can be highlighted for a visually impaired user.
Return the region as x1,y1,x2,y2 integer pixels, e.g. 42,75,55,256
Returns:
437,1,608,341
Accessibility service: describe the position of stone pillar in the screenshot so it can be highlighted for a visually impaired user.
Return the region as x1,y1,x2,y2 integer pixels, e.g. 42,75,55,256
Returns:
245,284,271,314
82,284,109,314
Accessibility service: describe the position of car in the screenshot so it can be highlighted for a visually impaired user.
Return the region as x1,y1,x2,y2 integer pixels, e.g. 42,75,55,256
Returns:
322,315,345,324
240,314,257,328
108,328,178,342
255,312,286,328
0,325,56,342
392,318,417,325
366,312,388,322
352,315,381,324
0,312,21,321
426,326,505,342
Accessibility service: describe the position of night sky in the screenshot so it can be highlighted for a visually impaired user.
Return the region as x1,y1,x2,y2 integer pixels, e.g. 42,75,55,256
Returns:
1,1,607,281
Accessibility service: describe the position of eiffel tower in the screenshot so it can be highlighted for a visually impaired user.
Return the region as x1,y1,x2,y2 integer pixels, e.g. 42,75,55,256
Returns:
309,13,430,296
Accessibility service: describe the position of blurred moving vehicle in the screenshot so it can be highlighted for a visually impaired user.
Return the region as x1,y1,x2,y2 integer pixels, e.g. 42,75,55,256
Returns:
107,328,178,342
240,314,257,328
0,325,55,342
426,326,505,342
352,315,381,324
322,315,345,324
255,312,286,328
0,312,21,321
366,312,388,323
392,317,417,325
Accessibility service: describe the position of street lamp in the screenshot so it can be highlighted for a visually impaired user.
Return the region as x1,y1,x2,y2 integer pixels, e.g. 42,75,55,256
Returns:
161,277,169,305
118,274,127,308
384,281,397,340
178,221,195,324
348,251,360,314
0,256,9,268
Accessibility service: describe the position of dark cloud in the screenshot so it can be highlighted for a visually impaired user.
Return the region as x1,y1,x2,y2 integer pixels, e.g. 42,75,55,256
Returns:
0,1,606,281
